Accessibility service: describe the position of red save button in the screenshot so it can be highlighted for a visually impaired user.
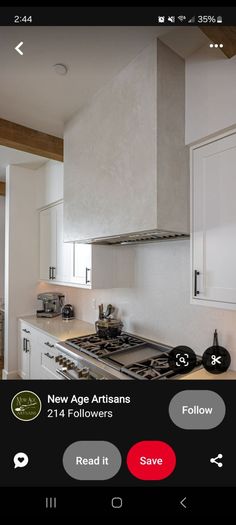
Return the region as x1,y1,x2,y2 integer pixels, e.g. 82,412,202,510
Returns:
127,441,176,480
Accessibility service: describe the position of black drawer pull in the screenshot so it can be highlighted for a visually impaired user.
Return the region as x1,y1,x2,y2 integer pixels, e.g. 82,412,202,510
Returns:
44,352,54,359
44,341,55,348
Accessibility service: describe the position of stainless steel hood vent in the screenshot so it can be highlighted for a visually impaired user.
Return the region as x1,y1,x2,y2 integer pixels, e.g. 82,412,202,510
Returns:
83,231,190,246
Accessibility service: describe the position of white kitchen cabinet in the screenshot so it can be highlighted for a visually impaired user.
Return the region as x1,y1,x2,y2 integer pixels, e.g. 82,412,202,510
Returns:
191,131,236,308
18,321,63,380
73,244,92,286
36,160,64,209
18,321,42,379
39,205,57,281
56,202,74,282
40,203,134,288
73,244,134,289
39,202,73,283
19,324,30,379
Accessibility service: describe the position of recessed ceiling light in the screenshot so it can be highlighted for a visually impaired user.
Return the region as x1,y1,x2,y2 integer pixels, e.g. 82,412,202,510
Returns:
53,63,68,75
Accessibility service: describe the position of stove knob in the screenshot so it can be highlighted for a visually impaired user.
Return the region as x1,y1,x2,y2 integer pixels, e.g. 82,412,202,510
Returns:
81,367,89,376
78,367,90,379
67,361,75,370
55,355,63,363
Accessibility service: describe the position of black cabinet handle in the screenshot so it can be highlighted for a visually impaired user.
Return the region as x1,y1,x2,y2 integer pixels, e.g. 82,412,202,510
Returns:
44,341,55,348
25,339,30,353
194,270,200,296
85,267,91,284
52,267,56,280
49,266,52,280
44,352,54,359
23,338,30,353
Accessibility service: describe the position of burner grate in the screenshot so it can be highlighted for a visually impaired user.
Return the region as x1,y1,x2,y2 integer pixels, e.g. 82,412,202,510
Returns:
66,333,144,358
121,353,176,380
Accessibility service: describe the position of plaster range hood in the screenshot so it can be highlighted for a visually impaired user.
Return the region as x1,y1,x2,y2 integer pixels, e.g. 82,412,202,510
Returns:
64,39,189,245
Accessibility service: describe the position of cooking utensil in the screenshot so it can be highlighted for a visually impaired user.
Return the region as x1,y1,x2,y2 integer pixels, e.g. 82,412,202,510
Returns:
104,304,114,318
98,304,104,320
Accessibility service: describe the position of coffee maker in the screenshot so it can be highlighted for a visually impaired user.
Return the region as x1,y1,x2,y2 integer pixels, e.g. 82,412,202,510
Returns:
37,293,64,318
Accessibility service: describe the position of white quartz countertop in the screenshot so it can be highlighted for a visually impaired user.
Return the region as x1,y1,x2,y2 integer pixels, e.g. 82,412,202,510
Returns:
19,315,94,341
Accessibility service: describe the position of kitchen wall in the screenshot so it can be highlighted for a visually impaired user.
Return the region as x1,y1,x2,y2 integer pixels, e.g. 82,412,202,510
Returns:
4,166,38,378
0,196,5,302
38,239,236,371
185,45,236,144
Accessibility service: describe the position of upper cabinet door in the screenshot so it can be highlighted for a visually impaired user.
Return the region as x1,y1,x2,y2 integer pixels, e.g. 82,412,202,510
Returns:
39,206,57,280
37,161,64,209
73,244,91,286
55,202,74,283
192,132,236,306
39,203,74,283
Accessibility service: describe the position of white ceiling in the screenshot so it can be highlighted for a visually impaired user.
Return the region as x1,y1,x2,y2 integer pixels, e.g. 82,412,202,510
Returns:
0,26,208,137
0,146,46,179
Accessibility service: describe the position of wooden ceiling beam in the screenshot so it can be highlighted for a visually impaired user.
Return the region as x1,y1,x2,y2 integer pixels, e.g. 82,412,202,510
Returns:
0,118,63,161
0,181,5,196
200,26,236,58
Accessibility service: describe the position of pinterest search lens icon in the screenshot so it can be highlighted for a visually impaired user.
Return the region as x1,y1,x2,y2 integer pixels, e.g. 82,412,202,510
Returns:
14,452,29,469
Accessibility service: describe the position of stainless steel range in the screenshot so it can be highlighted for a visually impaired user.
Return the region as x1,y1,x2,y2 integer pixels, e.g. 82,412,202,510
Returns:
55,332,202,380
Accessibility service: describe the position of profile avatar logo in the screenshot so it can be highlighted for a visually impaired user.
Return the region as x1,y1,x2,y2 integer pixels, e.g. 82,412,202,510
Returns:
11,391,42,421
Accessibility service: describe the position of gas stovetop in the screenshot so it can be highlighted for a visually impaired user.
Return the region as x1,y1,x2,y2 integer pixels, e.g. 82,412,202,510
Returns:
65,333,144,358
57,332,202,380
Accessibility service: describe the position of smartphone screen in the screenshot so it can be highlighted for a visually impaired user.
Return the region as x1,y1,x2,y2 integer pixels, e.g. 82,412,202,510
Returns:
0,6,236,516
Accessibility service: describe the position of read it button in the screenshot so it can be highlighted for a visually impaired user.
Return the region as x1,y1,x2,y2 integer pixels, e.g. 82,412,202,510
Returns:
127,441,176,480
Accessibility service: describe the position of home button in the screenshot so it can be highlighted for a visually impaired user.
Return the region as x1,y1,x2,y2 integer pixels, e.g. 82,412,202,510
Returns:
111,497,123,509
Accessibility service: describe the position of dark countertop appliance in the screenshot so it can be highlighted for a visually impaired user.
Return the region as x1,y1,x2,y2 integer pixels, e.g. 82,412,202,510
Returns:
62,304,74,320
37,292,64,318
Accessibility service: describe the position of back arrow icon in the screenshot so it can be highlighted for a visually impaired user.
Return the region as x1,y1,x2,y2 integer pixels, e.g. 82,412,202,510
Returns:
180,497,187,509
15,42,24,55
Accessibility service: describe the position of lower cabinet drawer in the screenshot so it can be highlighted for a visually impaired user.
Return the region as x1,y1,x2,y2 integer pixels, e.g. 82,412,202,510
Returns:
41,345,63,380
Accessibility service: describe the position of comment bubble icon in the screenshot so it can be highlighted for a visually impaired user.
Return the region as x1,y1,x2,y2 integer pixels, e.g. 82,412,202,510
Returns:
14,452,29,469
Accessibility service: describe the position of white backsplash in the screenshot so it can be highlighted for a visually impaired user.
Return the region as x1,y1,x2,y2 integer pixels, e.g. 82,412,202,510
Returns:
37,240,236,370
